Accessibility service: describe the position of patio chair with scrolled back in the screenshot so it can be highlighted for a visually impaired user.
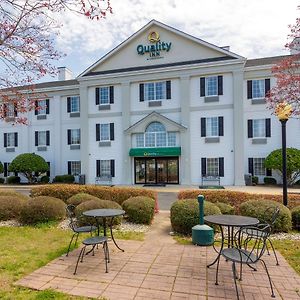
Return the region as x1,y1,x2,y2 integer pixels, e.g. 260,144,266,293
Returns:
216,225,275,299
65,204,97,256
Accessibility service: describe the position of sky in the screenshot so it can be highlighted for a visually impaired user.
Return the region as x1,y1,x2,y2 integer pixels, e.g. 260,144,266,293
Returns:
51,0,299,79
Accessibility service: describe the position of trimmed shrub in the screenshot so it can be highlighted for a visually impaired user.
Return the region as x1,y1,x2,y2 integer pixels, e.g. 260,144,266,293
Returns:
240,199,292,232
75,199,123,226
19,196,66,225
252,176,258,185
7,176,21,184
0,178,5,184
0,196,28,220
291,206,300,230
122,196,155,224
264,177,277,185
170,199,221,235
215,202,235,215
0,190,30,201
53,174,75,183
67,193,100,206
40,175,50,184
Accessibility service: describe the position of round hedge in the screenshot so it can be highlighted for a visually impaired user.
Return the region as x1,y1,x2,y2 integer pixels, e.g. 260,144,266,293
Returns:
240,199,292,232
170,199,221,235
122,196,155,224
291,206,300,230
0,196,28,221
19,196,66,225
67,193,100,206
75,199,122,226
0,190,30,201
215,202,235,215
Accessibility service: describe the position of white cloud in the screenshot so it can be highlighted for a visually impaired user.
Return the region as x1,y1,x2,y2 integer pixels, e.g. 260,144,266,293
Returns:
54,0,299,75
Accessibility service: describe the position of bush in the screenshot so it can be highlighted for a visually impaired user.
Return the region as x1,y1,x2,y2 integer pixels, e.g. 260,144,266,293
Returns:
0,162,3,174
291,206,300,230
75,199,123,226
0,196,28,220
0,178,5,184
264,177,277,185
240,199,292,232
7,176,21,184
170,199,221,235
40,175,50,184
67,193,100,206
19,196,66,225
0,190,30,201
122,196,155,224
53,174,75,183
215,202,235,214
252,176,258,185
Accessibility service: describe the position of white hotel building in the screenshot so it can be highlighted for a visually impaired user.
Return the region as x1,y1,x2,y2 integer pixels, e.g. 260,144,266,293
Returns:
1,20,299,186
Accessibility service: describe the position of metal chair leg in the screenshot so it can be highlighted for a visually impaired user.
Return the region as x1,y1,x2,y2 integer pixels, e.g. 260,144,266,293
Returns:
66,233,76,256
260,259,275,298
103,242,108,273
215,256,220,285
74,232,79,246
232,262,240,300
74,246,85,275
268,238,279,265
80,246,86,263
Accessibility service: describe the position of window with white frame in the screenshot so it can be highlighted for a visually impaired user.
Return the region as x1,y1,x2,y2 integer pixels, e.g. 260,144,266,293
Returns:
6,103,15,117
252,119,265,138
253,158,265,176
69,161,81,176
6,133,15,147
206,117,219,137
100,124,110,141
38,131,47,146
167,132,176,146
99,160,111,176
37,99,47,115
144,81,166,101
99,87,109,104
70,129,80,145
206,158,219,176
252,80,265,99
136,133,144,147
206,76,218,96
70,96,80,112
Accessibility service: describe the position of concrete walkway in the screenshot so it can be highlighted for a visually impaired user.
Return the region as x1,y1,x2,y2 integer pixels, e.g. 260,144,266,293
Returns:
16,211,300,300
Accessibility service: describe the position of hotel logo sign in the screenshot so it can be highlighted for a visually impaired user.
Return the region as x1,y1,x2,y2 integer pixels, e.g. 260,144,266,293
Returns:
137,31,172,59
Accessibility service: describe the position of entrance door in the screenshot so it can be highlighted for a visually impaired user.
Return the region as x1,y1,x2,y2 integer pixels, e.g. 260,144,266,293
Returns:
157,159,168,184
145,159,156,184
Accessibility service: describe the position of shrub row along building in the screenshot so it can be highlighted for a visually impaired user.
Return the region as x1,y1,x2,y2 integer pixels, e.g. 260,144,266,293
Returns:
0,20,298,185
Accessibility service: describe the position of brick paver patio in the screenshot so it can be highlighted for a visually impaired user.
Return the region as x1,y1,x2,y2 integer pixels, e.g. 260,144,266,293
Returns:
16,212,300,299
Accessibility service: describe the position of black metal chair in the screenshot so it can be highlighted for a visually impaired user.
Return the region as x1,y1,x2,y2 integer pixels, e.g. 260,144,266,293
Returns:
65,204,97,256
74,235,110,274
215,225,275,299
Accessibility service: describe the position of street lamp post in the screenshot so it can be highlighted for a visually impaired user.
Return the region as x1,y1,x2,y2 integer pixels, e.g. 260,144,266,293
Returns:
275,102,293,207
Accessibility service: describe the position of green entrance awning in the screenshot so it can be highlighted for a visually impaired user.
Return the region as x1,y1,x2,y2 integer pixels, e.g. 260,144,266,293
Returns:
129,147,181,157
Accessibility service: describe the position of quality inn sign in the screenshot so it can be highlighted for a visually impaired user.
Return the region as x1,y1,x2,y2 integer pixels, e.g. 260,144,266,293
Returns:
137,31,172,59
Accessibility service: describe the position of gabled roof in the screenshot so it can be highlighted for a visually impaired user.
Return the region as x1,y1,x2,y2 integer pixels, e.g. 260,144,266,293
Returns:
124,111,187,134
79,19,244,77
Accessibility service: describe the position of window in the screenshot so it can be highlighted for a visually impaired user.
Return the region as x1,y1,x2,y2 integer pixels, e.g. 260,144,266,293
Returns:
4,132,17,148
253,158,265,176
100,87,109,104
252,80,265,99
206,117,218,137
95,86,114,105
6,103,16,118
140,81,171,101
96,160,115,177
136,133,144,147
68,129,80,145
35,131,50,146
96,123,114,142
37,100,47,115
100,124,109,141
206,158,219,176
200,76,223,97
252,119,265,138
99,160,110,176
68,161,81,176
167,132,176,147
68,96,80,113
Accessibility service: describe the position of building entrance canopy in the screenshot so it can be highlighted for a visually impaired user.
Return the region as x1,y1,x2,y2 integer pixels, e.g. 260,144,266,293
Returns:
129,147,181,157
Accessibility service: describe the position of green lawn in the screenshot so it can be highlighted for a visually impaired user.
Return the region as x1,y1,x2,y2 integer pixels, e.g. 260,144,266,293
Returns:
0,225,144,300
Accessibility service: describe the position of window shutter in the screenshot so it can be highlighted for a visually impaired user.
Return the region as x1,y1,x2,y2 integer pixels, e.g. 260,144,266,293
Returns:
219,157,224,177
96,124,100,141
248,120,253,138
217,76,223,95
67,162,71,175
46,131,50,146
247,80,252,99
4,133,7,147
110,160,115,177
14,133,18,147
46,99,49,114
265,79,270,96
3,104,6,118
200,77,205,97
4,163,8,177
201,158,206,176
96,160,100,177
266,168,272,176
35,101,38,115
35,131,38,146
110,123,114,141
218,116,224,136
248,158,254,175
201,118,206,137
109,86,114,104
95,87,100,105
166,80,171,99
67,97,71,113
14,104,18,117
67,130,71,145
265,118,271,137
139,84,144,102
47,162,50,177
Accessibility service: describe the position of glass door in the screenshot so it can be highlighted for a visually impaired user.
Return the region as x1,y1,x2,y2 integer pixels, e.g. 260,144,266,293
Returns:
145,159,156,184
167,158,179,183
157,159,168,183
135,159,145,183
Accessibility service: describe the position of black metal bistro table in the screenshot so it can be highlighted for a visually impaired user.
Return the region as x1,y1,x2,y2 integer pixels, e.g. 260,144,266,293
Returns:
83,209,125,252
204,215,259,268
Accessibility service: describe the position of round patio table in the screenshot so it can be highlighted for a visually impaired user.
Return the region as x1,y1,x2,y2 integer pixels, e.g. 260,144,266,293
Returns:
83,209,125,252
204,215,259,268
